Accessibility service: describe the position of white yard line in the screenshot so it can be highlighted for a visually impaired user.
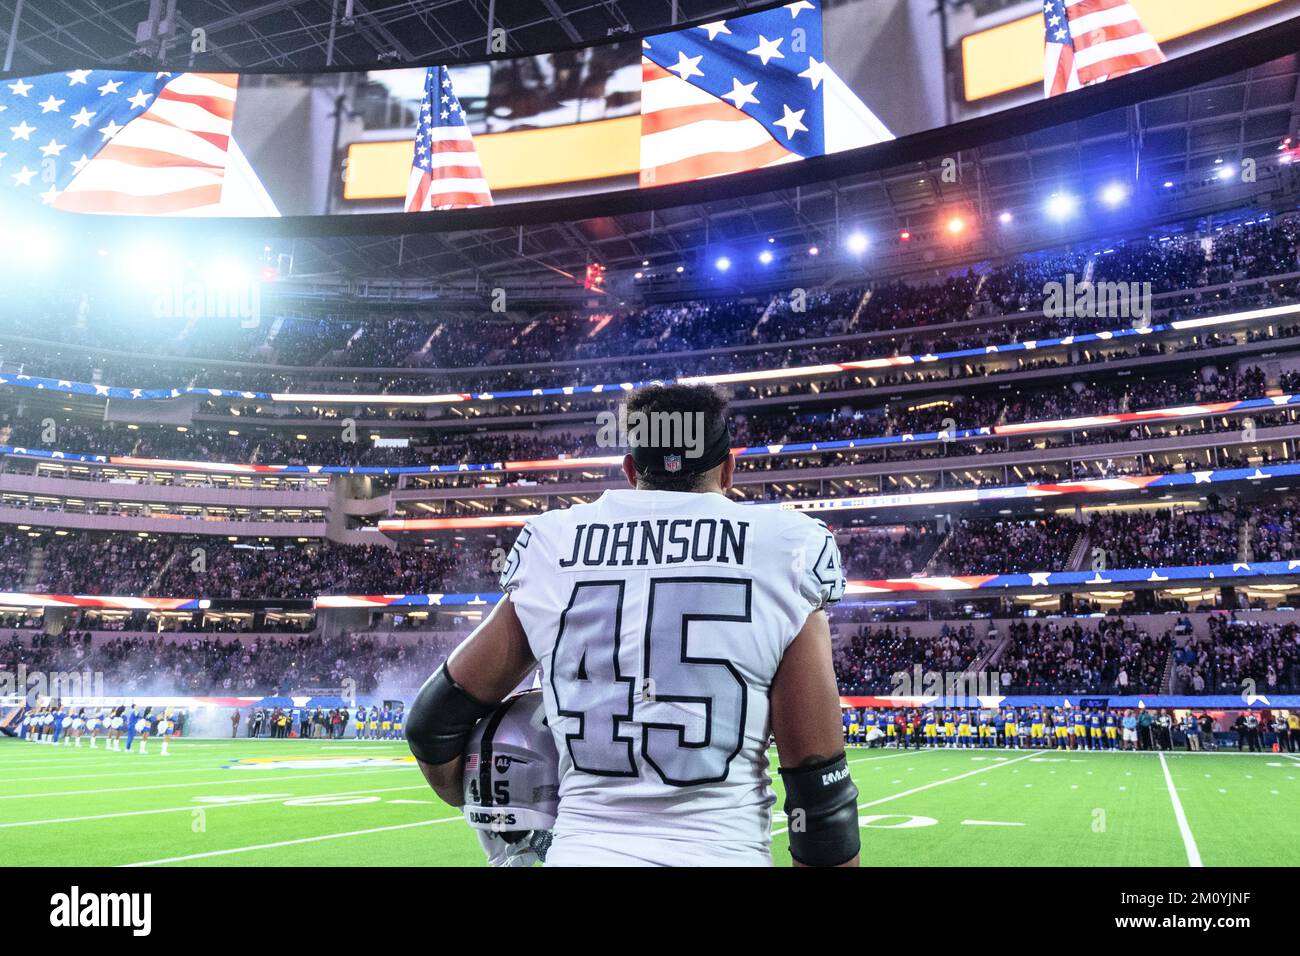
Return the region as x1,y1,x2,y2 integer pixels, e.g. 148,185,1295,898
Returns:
121,815,464,867
0,767,418,801
0,784,428,828
772,751,1037,836
1158,751,1203,868
847,750,921,765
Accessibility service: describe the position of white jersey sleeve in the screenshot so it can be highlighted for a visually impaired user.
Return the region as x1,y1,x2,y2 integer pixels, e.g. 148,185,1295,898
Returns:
794,517,846,616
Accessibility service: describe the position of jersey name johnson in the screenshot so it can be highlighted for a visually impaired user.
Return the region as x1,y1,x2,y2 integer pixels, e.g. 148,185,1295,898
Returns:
556,517,749,568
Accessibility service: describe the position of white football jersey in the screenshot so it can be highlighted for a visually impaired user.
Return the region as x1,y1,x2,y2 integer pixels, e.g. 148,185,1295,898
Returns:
501,488,844,866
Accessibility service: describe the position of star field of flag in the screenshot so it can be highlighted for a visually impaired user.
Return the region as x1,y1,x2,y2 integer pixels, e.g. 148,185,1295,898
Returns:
1043,0,1164,98
413,65,469,172
643,0,826,158
1,70,172,203
407,65,492,211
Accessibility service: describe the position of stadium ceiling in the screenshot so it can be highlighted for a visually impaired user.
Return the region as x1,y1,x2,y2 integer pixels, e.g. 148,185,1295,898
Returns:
282,52,1300,306
9,4,1300,305
0,0,748,72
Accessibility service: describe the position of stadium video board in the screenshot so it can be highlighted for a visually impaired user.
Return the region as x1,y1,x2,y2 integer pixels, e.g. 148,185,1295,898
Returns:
0,0,1296,221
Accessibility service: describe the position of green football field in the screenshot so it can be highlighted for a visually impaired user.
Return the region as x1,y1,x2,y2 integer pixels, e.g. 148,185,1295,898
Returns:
2,737,1298,867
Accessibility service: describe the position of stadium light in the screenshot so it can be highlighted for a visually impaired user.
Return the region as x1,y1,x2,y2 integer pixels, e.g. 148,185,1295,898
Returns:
714,256,732,272
808,245,820,256
17,228,57,267
634,271,644,280
1163,180,1175,188
206,258,251,288
675,265,685,273
758,249,774,265
1045,192,1079,221
846,232,869,254
1099,182,1128,208
946,216,965,235
1218,165,1237,181
898,230,911,242
998,211,1013,224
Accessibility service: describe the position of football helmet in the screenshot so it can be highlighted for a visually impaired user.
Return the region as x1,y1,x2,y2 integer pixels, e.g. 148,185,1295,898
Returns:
462,689,559,865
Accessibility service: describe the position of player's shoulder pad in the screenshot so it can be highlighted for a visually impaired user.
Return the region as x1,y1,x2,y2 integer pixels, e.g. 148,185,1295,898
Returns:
774,511,845,610
497,508,569,591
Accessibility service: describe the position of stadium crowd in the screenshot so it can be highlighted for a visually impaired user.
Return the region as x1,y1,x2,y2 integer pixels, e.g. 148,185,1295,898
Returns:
4,215,1300,401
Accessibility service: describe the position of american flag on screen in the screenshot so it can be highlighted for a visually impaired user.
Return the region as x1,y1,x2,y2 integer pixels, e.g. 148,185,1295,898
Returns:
406,66,493,212
0,69,240,215
1043,0,1165,98
639,0,891,188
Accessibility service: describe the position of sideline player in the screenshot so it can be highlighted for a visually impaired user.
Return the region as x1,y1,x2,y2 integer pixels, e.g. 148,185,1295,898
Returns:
406,384,858,867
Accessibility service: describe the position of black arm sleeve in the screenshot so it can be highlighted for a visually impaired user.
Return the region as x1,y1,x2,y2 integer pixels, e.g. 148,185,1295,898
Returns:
405,664,496,766
779,752,860,867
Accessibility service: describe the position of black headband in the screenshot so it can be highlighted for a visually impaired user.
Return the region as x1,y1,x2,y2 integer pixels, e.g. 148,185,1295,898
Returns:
630,419,732,478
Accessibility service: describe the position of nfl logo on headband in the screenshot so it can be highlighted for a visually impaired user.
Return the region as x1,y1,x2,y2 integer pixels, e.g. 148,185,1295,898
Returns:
663,454,682,473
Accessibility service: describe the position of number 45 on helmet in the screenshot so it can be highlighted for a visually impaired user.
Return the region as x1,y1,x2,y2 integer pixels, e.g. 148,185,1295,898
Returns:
462,689,559,867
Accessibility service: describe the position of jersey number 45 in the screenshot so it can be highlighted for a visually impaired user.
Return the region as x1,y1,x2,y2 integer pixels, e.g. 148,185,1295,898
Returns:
550,577,751,787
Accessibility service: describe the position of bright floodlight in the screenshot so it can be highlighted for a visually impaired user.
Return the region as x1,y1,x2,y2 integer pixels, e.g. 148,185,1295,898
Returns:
998,211,1013,224
846,232,869,254
808,245,820,256
758,250,774,265
18,228,56,266
124,243,176,283
206,258,251,287
1218,165,1237,181
1099,182,1128,208
1045,192,1079,220
714,256,732,272
946,216,965,235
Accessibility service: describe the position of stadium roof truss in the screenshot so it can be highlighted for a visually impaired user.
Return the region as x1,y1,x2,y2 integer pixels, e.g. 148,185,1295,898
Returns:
1,0,743,72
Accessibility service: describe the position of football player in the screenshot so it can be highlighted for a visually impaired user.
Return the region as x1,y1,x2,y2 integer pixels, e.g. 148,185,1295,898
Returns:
406,385,857,867
1003,707,1018,749
957,710,972,749
1053,707,1070,750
